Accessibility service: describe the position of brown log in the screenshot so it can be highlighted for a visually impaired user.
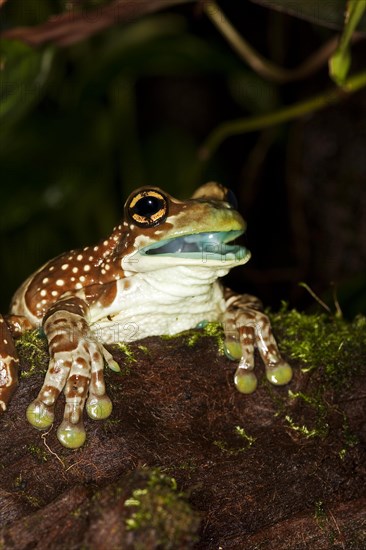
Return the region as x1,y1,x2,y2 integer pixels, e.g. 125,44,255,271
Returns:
0,327,365,548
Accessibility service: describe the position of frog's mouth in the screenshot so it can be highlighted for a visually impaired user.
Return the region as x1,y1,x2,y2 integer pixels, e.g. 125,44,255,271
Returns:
140,230,250,263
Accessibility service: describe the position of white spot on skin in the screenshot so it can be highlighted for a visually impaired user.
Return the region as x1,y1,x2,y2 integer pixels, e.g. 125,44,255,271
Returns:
41,299,47,304
88,256,94,262
93,246,99,252
75,283,83,289
105,264,110,271
49,266,55,272
4,339,7,345
72,267,78,273
68,256,73,261
71,277,75,282
56,279,65,287
79,276,86,282
61,264,69,270
42,277,49,284
84,265,91,272
101,269,106,275
40,289,47,297
77,254,83,261
103,240,109,246
51,291,58,297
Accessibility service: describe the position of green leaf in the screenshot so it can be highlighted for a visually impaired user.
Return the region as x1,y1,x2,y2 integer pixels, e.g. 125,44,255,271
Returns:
329,47,351,85
249,0,366,31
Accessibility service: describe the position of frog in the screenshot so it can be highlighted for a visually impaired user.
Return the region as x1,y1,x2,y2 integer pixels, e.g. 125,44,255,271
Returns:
0,182,292,448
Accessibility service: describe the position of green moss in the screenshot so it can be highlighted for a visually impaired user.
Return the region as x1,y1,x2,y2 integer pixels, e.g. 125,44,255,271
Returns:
111,342,138,376
213,425,256,455
27,443,48,463
70,507,82,518
284,414,328,439
202,322,225,354
174,460,197,472
234,425,256,447
313,500,345,545
14,473,24,489
186,332,201,347
286,390,329,439
161,322,225,354
124,468,200,549
23,494,43,508
338,414,359,459
269,306,365,448
270,306,366,390
115,343,137,363
314,500,327,528
12,473,43,509
15,329,48,378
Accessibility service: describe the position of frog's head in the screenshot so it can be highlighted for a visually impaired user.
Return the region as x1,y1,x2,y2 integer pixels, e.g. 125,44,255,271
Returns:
120,182,251,273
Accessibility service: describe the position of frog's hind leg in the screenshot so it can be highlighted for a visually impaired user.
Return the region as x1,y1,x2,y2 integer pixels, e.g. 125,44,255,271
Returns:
0,315,20,411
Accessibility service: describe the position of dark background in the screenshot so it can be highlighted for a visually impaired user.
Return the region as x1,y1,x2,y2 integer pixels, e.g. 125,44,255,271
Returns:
1,0,366,316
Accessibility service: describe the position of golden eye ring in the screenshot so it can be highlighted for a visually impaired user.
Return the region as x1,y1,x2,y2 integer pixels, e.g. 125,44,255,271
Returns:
127,190,168,227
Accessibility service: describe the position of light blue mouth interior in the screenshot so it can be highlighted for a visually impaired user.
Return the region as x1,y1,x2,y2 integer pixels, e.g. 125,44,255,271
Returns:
141,230,247,260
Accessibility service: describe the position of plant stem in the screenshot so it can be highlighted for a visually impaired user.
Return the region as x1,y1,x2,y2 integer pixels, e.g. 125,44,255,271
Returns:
204,0,364,84
199,70,366,160
343,0,366,50
329,0,366,84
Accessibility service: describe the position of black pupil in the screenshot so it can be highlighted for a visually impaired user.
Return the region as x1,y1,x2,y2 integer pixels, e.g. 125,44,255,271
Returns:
133,195,164,218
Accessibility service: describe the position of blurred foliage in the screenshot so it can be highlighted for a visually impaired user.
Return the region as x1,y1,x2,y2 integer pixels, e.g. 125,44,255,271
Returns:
249,0,366,31
1,0,366,315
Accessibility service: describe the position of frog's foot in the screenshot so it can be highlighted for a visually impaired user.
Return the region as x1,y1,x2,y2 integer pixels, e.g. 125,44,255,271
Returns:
223,291,292,394
26,305,114,449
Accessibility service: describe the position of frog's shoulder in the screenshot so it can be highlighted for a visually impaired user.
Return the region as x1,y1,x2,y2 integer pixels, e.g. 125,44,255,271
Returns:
11,237,125,321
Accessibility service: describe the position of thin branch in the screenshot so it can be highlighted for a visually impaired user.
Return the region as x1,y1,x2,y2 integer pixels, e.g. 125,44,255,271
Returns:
1,0,194,46
204,0,364,84
199,69,366,159
299,283,332,314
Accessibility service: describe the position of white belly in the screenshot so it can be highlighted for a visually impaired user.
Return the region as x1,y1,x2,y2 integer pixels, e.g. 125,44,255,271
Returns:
89,266,227,344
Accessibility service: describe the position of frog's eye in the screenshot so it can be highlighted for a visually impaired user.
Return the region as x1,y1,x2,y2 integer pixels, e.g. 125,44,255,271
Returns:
128,190,168,227
225,189,238,210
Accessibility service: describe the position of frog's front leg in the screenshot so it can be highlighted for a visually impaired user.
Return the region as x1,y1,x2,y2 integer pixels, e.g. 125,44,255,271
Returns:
223,289,292,394
26,296,114,448
0,316,20,411
0,314,34,410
